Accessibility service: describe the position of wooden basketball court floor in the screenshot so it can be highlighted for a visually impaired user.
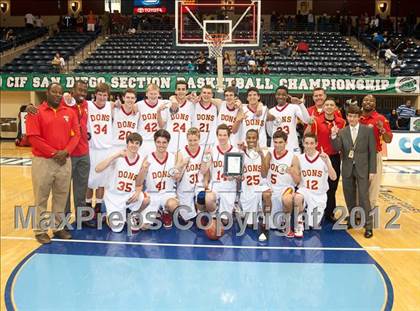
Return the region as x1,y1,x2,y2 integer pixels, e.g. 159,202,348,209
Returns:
1,141,419,310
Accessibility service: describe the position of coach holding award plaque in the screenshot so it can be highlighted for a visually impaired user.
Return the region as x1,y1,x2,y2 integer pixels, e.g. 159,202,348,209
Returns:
331,105,377,238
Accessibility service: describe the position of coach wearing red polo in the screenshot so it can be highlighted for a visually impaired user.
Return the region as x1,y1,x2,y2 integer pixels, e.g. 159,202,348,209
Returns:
360,95,392,210
306,97,346,222
26,83,80,244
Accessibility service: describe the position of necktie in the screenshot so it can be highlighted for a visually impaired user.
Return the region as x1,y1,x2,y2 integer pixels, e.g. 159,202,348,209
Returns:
351,126,357,144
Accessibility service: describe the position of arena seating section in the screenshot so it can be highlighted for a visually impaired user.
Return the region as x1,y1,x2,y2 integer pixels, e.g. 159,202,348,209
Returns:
0,27,48,53
74,31,377,75
360,33,420,76
1,30,99,73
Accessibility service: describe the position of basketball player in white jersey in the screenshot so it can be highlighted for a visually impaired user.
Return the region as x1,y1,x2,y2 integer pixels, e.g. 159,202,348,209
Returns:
201,124,238,221
96,133,150,232
263,130,300,237
294,133,337,237
266,86,312,153
174,127,205,221
192,85,218,148
86,83,113,219
209,86,243,148
112,88,140,153
157,80,194,153
136,83,165,156
136,129,179,229
233,87,268,148
240,129,272,241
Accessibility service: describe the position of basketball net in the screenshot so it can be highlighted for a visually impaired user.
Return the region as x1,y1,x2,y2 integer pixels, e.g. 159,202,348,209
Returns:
205,33,228,59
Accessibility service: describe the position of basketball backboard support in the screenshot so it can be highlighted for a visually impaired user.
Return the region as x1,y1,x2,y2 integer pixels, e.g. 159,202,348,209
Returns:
175,0,261,48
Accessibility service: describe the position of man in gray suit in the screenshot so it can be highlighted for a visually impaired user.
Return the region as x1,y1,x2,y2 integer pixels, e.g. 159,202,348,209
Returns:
331,105,376,238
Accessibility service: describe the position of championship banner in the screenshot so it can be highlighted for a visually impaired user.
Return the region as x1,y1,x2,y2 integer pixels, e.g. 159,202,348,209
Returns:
1,74,419,95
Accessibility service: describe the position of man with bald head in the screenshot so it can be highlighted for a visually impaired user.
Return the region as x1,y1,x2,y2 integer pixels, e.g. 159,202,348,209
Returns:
26,83,81,244
360,95,393,210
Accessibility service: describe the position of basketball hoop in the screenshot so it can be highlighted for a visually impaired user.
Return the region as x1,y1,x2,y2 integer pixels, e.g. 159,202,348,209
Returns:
205,33,228,59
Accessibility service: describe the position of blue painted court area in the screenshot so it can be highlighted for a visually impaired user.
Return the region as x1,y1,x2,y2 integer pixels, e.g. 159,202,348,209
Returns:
13,254,385,311
6,223,392,310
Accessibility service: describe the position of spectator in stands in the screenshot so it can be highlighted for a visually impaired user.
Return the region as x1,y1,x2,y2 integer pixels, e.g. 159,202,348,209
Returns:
25,12,35,28
373,32,384,47
5,29,15,42
35,16,44,28
261,62,270,74
237,51,246,65
196,52,207,74
270,11,278,31
248,62,259,74
187,61,195,74
51,52,65,73
351,66,366,76
278,15,286,31
307,10,314,29
388,109,399,130
397,100,416,130
76,13,84,32
87,11,97,32
286,36,296,57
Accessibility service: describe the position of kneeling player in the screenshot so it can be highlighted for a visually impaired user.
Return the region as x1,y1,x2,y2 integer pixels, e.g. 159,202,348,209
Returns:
240,129,272,241
136,129,179,229
175,127,205,221
264,130,300,237
96,133,150,232
201,124,238,221
294,133,337,237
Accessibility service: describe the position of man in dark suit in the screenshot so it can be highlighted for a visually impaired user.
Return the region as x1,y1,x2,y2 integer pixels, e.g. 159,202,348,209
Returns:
331,105,377,238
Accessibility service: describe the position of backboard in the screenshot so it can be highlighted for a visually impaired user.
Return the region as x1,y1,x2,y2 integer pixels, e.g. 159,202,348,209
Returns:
175,0,261,48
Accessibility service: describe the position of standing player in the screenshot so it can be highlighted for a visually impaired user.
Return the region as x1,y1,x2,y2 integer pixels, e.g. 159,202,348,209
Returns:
96,133,150,232
192,85,218,148
266,86,311,153
136,129,179,228
359,95,392,210
240,129,272,241
157,80,194,153
294,133,337,237
263,130,300,236
305,98,346,222
212,87,242,148
201,124,238,220
233,87,268,148
86,83,113,220
137,83,166,156
112,88,140,152
174,127,205,221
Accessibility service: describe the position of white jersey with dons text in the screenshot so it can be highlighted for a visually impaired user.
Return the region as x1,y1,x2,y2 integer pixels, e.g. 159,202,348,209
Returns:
137,99,164,141
267,149,296,193
107,154,143,194
241,150,263,190
112,106,140,147
145,152,176,194
164,100,194,153
298,152,329,195
241,105,267,147
210,145,237,192
87,100,113,149
269,104,305,152
177,145,204,194
193,101,218,146
216,101,240,147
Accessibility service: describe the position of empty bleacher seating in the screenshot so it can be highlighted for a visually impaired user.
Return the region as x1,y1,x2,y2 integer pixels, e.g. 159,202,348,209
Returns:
74,31,377,75
1,30,98,73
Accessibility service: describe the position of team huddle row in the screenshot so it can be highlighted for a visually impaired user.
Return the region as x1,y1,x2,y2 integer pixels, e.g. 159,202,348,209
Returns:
83,80,341,239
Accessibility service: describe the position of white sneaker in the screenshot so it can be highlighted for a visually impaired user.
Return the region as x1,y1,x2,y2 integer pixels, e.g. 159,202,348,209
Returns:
294,222,304,238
